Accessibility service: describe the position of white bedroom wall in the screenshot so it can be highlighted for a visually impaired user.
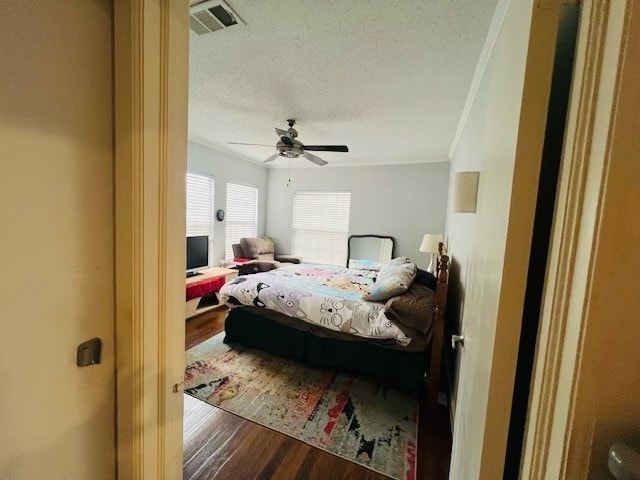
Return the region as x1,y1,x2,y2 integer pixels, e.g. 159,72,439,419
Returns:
444,0,559,475
265,162,450,263
188,141,268,262
444,54,494,415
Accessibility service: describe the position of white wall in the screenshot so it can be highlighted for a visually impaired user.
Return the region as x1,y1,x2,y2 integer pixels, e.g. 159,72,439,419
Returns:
265,163,450,263
444,53,494,413
0,1,115,478
445,0,553,476
188,141,268,262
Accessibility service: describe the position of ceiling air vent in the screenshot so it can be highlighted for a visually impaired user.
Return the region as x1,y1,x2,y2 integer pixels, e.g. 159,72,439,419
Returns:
189,0,244,35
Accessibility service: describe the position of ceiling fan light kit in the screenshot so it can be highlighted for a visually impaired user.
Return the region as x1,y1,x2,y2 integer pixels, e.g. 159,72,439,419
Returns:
228,119,349,166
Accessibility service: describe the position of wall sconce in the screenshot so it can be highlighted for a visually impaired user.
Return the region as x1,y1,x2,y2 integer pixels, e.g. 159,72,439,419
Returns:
453,171,480,213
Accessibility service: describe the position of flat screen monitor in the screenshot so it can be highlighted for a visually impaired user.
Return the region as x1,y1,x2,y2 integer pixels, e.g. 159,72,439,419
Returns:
186,236,208,272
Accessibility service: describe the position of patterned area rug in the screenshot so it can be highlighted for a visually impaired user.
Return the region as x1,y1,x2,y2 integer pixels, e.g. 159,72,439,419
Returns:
185,333,418,480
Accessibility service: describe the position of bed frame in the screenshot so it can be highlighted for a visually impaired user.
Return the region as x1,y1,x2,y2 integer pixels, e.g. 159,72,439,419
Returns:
428,243,449,407
223,244,449,408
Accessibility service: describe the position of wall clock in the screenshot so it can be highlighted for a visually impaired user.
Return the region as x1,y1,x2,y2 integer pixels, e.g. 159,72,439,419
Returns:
216,209,225,221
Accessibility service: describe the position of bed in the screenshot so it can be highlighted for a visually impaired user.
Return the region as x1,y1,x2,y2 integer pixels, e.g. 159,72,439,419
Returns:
219,245,449,407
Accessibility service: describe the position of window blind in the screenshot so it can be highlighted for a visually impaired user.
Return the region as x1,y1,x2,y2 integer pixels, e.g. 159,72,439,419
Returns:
225,182,258,259
186,171,215,238
292,191,351,266
186,171,215,265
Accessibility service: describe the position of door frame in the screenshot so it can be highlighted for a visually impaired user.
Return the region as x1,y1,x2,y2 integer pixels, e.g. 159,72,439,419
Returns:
113,1,188,478
521,0,631,478
110,0,633,478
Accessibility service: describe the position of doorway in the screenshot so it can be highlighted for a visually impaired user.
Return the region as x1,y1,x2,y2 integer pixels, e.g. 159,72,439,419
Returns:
503,4,580,479
111,1,593,478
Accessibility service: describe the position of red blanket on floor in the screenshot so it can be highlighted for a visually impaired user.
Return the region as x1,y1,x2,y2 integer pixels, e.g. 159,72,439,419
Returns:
186,275,226,301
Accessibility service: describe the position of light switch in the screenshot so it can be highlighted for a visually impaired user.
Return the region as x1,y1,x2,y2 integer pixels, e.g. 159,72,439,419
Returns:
77,338,101,366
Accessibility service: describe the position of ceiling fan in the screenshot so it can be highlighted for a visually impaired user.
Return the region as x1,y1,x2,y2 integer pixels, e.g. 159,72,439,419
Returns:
228,119,349,166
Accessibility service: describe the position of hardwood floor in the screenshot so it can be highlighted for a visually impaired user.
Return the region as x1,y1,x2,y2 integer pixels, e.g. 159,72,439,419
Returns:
184,308,452,480
185,307,227,350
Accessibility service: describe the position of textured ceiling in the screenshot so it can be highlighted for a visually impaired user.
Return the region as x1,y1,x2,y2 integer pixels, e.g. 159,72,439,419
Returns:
189,0,497,167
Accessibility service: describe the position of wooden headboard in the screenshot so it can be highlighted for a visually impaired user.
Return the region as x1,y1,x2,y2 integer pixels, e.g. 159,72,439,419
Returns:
427,242,449,408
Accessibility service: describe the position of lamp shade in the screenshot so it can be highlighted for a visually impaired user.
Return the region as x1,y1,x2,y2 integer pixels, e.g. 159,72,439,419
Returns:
419,234,443,253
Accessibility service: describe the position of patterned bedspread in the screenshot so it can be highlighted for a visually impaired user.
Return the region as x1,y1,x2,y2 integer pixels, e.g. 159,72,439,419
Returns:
219,264,411,346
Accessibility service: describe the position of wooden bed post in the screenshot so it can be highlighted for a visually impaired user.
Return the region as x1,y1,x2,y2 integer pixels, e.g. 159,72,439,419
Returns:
427,242,449,408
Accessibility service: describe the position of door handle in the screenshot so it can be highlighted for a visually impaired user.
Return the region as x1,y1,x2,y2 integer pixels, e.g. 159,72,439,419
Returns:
451,334,465,349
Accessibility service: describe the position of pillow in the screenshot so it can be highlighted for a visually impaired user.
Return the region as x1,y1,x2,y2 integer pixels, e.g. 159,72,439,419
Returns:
376,257,411,277
386,256,411,268
414,268,438,291
363,262,417,301
384,283,435,334
349,258,383,271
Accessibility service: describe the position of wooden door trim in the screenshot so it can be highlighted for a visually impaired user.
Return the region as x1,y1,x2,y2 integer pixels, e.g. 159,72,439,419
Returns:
521,1,630,478
475,3,563,477
114,1,188,478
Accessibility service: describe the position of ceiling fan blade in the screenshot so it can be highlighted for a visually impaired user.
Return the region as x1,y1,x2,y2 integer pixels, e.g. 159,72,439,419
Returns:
274,127,290,138
302,145,349,153
228,142,274,147
264,154,279,163
303,152,328,166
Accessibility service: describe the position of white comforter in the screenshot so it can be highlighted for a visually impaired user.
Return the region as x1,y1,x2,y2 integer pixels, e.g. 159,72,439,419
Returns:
219,264,410,345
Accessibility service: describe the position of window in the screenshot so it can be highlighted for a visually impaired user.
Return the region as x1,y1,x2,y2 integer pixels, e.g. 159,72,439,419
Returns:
186,171,215,264
225,182,258,259
292,191,351,266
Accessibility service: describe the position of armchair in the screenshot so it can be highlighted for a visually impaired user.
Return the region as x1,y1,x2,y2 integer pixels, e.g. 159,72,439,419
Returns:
232,236,302,266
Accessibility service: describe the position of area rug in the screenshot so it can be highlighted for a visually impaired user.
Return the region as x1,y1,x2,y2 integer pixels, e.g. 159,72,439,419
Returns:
185,333,418,480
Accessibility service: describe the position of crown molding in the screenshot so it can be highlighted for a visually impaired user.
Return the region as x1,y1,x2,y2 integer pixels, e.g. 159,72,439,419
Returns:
448,0,511,160
188,137,270,168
